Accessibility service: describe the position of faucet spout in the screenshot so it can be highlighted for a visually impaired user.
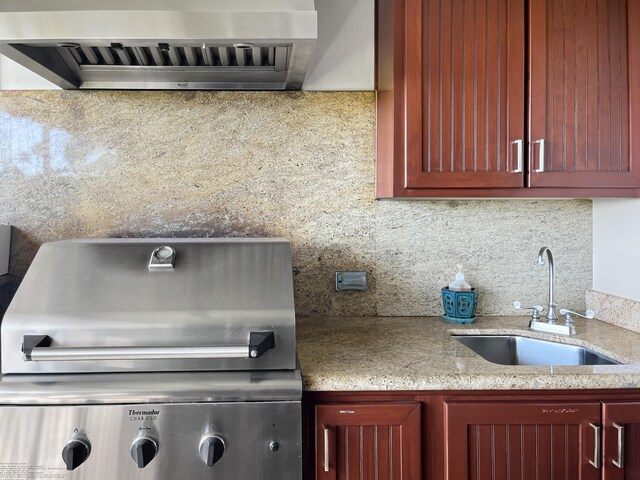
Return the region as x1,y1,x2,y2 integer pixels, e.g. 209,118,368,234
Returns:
537,247,558,322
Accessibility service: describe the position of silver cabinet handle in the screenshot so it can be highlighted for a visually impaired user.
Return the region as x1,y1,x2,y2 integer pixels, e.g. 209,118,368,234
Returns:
533,139,545,172
589,423,601,468
613,423,624,468
511,139,524,173
323,426,330,472
22,332,275,362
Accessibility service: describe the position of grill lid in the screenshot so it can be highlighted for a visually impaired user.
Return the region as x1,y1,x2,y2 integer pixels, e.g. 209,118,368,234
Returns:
1,238,297,374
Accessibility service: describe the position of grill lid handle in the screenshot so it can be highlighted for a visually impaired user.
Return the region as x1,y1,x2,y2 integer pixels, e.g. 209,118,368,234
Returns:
22,335,52,360
249,331,275,358
22,332,275,362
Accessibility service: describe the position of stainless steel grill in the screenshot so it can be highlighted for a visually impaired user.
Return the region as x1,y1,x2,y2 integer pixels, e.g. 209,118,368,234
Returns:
0,238,302,480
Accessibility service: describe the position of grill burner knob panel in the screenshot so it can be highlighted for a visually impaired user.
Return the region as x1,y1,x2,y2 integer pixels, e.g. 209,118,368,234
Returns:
62,438,91,471
131,436,158,468
199,435,225,467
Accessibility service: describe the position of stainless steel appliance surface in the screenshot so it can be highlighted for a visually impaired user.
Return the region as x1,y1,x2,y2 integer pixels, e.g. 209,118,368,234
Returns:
0,0,317,90
0,238,302,480
452,335,620,366
2,238,296,374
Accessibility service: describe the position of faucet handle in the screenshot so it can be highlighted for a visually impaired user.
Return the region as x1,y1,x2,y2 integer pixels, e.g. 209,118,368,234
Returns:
559,308,596,324
513,301,544,321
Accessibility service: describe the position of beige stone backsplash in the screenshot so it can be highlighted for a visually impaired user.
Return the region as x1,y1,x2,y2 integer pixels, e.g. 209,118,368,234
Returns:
587,290,640,333
0,91,592,316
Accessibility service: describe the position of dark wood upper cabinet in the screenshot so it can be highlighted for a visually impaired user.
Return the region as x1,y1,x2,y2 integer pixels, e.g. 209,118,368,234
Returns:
376,0,640,197
528,0,640,190
405,0,525,190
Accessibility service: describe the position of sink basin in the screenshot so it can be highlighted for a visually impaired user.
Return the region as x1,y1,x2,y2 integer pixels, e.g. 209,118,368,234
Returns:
452,335,621,366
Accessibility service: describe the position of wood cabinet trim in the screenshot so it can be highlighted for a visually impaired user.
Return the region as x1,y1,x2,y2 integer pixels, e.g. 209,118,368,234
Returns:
316,402,421,426
445,399,601,424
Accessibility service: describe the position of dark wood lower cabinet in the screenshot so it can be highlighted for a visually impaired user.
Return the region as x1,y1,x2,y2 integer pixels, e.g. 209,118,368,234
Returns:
443,401,601,479
305,391,640,480
315,402,421,480
602,402,640,479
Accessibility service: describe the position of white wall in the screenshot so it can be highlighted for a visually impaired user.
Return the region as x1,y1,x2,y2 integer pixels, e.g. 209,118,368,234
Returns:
593,199,640,301
0,55,57,90
0,0,375,91
302,0,374,90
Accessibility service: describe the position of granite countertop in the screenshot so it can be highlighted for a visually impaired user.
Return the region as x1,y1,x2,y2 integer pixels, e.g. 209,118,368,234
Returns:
296,316,640,391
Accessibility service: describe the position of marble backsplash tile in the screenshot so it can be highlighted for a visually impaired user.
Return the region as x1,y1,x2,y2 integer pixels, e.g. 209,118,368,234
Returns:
0,91,592,315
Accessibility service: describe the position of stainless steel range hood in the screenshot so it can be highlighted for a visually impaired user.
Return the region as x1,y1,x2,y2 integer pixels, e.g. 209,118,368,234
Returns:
0,0,317,90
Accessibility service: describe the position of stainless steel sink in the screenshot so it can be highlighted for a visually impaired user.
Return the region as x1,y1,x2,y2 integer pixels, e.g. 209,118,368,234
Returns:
452,335,621,366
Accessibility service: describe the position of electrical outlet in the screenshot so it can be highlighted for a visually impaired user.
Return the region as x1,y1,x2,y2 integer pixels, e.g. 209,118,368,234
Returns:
335,271,367,292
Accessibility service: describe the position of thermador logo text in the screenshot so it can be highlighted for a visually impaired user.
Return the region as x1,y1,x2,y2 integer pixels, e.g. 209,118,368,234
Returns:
129,409,160,416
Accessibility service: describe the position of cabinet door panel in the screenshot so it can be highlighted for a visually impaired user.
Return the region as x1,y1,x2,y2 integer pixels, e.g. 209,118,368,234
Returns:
602,402,640,480
529,0,640,189
405,0,525,189
315,402,421,480
624,423,640,478
444,401,601,480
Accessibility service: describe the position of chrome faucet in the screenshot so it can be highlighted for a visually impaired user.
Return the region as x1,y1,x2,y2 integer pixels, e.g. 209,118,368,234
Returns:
537,247,558,323
514,247,596,335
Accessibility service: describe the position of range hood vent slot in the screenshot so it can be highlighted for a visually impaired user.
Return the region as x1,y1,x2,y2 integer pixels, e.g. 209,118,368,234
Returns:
56,44,290,69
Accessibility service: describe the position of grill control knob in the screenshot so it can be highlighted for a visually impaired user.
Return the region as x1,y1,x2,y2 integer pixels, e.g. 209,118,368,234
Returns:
199,435,225,467
62,437,91,471
130,436,158,468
